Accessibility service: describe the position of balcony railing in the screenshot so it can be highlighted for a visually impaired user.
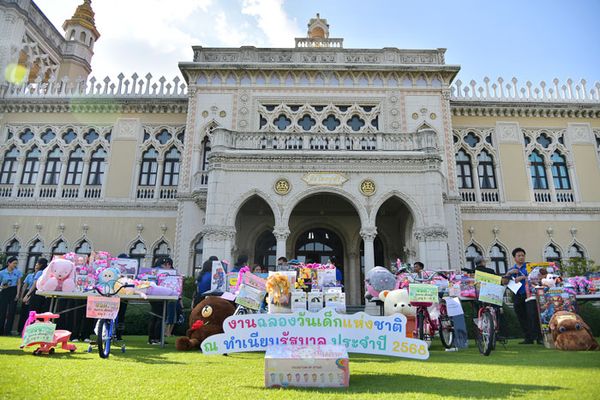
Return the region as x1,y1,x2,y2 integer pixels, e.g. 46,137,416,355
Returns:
480,189,499,202
84,186,102,199
39,185,57,198
555,190,575,203
460,189,476,202
17,186,34,198
0,185,13,197
61,185,80,199
136,187,155,199
534,190,552,203
159,187,177,199
459,188,500,203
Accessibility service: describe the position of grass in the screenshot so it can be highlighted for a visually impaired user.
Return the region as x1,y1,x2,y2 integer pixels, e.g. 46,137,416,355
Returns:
1,336,599,400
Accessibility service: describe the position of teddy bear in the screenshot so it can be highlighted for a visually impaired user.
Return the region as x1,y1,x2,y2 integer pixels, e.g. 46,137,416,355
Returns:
36,259,76,292
176,296,235,351
365,267,397,301
549,311,599,351
379,289,416,317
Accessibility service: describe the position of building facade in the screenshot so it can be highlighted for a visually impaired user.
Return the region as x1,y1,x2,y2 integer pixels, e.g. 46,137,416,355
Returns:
1,2,599,306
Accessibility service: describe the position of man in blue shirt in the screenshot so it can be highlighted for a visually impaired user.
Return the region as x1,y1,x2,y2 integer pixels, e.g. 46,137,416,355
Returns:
0,257,23,335
506,248,542,344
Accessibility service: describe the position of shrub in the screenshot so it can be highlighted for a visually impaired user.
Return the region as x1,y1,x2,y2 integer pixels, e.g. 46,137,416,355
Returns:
562,257,599,277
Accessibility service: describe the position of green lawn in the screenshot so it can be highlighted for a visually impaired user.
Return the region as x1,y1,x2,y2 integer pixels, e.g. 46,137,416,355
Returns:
1,336,599,400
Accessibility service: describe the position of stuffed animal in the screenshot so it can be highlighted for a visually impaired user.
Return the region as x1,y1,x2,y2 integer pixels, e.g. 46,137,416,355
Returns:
96,267,121,294
36,259,76,292
176,296,235,351
379,289,416,317
364,267,396,301
549,311,599,351
266,274,290,306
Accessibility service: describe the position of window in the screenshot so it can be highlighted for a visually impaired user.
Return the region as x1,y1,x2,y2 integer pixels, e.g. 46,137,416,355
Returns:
529,151,548,190
62,129,77,144
41,129,56,143
201,137,211,172
193,237,203,278
5,239,20,260
274,115,291,130
489,245,507,274
536,133,551,148
139,148,158,186
162,148,180,186
87,148,106,185
456,150,473,189
323,115,340,131
21,147,41,185
129,241,147,268
567,244,584,259
477,151,496,189
65,147,84,185
465,244,483,270
84,129,99,144
543,244,562,266
156,129,172,144
74,240,92,255
152,241,171,267
0,147,19,184
26,240,44,274
43,147,62,185
19,129,34,143
551,152,571,190
52,240,68,257
464,132,480,147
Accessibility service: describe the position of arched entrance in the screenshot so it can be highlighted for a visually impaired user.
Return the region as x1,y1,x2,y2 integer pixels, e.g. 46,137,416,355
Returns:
374,196,415,264
288,193,361,304
295,228,343,266
234,195,275,268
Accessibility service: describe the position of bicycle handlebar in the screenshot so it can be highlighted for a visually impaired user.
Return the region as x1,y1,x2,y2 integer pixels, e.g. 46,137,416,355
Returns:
93,284,135,297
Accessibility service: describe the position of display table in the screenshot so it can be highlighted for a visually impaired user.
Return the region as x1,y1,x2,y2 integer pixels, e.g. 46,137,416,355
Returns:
576,293,600,301
37,291,178,348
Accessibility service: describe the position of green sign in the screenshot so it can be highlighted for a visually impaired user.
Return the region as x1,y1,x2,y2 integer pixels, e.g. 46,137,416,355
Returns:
408,284,439,304
474,270,501,284
22,323,56,347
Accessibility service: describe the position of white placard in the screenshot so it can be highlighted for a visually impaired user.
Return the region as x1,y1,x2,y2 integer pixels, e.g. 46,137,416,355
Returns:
443,296,464,316
507,279,522,295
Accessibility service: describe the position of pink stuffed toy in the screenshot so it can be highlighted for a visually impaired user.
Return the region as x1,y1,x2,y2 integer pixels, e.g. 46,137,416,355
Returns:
36,259,77,292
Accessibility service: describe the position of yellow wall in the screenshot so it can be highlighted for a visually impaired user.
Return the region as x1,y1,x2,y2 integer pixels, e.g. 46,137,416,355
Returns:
572,144,600,201
498,143,529,201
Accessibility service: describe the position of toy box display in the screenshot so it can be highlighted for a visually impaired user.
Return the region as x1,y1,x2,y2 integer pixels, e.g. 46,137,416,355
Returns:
157,274,183,297
535,286,577,348
307,290,324,312
291,290,307,311
265,345,349,388
324,288,346,313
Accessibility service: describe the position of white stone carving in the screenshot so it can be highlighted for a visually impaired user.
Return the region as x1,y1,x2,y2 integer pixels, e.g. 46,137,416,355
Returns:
496,122,520,144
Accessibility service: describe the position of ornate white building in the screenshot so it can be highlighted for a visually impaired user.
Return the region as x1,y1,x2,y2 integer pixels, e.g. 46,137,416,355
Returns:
1,2,599,305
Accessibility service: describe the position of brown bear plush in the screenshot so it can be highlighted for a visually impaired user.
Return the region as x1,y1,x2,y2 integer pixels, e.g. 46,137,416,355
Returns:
549,311,599,351
176,296,235,351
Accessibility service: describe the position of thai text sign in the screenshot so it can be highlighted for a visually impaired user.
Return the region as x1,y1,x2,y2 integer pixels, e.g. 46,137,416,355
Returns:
86,296,120,319
474,270,501,284
478,282,505,306
22,323,56,347
201,308,429,360
408,284,439,304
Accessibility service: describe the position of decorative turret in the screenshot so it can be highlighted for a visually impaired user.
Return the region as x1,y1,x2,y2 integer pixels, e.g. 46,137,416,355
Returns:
58,0,100,80
295,14,343,48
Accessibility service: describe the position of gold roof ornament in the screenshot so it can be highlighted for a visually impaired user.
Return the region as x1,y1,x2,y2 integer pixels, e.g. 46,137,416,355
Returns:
63,0,100,39
307,13,329,39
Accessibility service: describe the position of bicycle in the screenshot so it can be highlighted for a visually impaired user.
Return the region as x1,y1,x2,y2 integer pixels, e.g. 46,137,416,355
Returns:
474,291,507,356
408,272,455,349
87,284,133,359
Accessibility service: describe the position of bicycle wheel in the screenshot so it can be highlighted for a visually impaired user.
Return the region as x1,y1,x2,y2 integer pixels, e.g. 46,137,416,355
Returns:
476,310,495,356
97,319,113,359
416,309,425,341
438,313,455,349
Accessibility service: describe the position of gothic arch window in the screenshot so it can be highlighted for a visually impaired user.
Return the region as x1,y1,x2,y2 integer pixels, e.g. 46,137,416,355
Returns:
551,152,571,190
489,244,507,274
74,240,92,255
19,129,34,144
201,137,211,172
162,147,180,186
464,132,480,147
152,241,171,267
156,129,172,144
465,244,483,270
65,147,84,185
5,239,20,260
51,240,68,257
26,240,44,274
139,148,158,186
0,147,19,184
84,129,99,144
87,148,107,185
456,149,473,189
41,129,56,143
567,243,584,259
193,237,203,277
129,241,147,268
543,244,562,266
21,147,41,185
43,147,62,185
536,132,552,148
529,151,548,190
477,150,496,189
62,129,77,144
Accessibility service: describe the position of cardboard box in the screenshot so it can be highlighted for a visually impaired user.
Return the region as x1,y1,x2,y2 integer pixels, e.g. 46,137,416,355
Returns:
307,291,324,312
265,345,349,388
291,291,307,311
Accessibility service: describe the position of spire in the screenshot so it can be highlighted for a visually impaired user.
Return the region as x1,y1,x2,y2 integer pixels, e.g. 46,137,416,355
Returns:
62,0,100,40
307,13,329,39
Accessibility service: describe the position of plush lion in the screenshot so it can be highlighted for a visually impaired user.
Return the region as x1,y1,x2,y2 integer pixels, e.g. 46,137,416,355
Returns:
549,311,599,351
176,296,235,351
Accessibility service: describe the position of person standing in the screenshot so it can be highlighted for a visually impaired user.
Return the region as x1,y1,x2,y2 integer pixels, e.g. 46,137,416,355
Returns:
276,257,289,272
22,258,49,314
17,259,45,334
506,248,542,344
231,255,248,273
193,256,217,307
0,257,23,335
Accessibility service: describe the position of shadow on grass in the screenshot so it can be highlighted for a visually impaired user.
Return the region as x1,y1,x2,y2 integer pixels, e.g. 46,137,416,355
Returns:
254,373,563,398
0,349,93,359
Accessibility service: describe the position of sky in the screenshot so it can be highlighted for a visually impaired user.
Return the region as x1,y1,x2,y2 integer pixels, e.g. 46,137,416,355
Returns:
34,0,600,87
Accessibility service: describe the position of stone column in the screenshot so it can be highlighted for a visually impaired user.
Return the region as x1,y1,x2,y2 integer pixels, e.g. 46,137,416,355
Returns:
414,225,450,270
347,251,360,307
201,225,236,269
273,226,290,261
360,227,379,315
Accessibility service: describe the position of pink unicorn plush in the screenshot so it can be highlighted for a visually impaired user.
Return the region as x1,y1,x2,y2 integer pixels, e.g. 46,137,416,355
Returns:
36,259,77,292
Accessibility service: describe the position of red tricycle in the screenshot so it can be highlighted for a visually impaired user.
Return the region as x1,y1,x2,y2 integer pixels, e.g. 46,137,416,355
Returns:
20,311,77,355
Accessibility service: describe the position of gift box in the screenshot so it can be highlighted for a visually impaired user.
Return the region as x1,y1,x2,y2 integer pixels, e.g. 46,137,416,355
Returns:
291,290,307,311
324,288,346,313
265,345,349,388
307,290,324,312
